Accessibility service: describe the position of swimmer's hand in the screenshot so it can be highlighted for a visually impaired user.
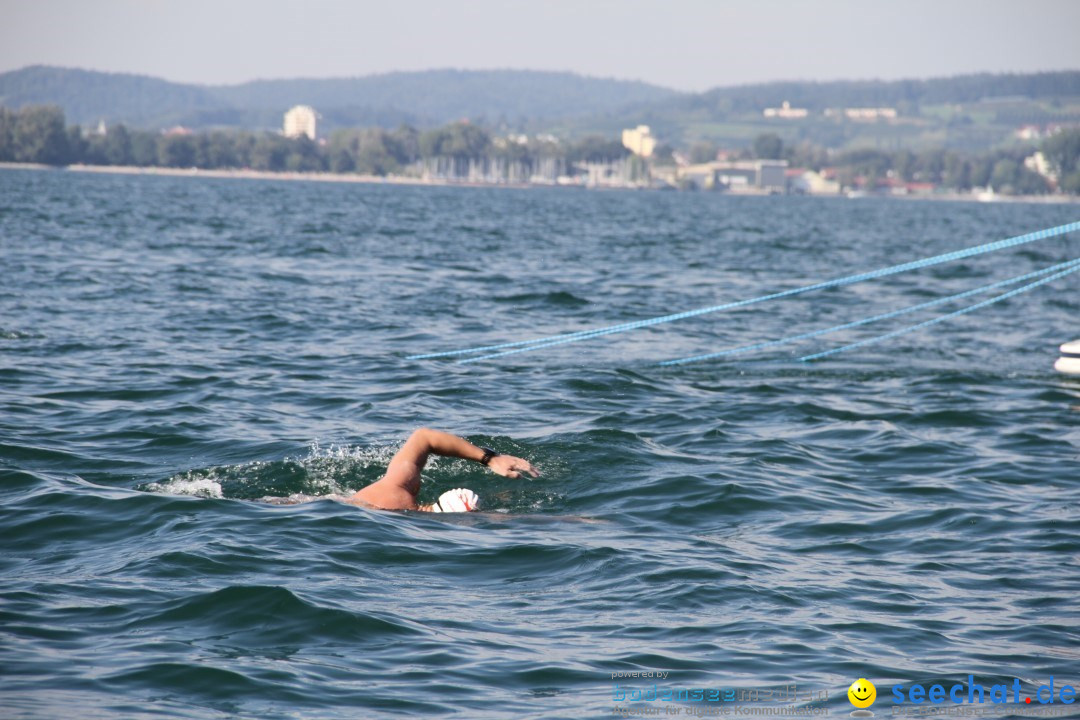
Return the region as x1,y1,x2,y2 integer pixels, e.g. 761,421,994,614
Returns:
431,488,480,512
487,454,540,479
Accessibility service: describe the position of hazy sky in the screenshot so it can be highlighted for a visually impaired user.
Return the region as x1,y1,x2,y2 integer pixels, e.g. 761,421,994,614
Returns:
3,0,1079,91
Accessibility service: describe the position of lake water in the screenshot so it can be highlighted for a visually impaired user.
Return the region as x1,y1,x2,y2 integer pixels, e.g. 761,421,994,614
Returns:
2,168,1078,719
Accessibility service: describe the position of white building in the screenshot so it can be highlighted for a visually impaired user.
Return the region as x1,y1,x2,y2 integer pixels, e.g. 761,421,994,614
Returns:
283,105,318,140
763,101,808,119
622,125,657,157
790,170,842,195
825,107,898,122
1024,151,1056,182
1015,125,1043,141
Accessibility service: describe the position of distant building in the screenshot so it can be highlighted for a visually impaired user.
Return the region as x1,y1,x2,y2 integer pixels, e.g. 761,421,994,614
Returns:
622,125,657,157
677,159,789,192
1024,151,1056,182
283,105,317,140
82,119,108,138
789,169,842,195
826,107,898,122
1016,125,1043,141
492,134,533,151
763,101,808,119
755,160,788,190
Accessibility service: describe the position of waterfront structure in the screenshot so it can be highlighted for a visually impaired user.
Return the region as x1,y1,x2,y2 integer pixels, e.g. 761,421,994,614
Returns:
622,125,657,157
419,156,570,186
283,105,317,140
676,160,789,192
789,169,842,195
763,101,808,119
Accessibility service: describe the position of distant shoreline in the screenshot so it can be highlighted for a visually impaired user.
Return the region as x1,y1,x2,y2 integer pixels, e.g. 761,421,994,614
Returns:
2,162,1077,203
49,162,448,187
0,161,532,189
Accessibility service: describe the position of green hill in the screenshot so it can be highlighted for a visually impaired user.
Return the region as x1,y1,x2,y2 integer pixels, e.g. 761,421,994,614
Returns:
0,65,681,131
563,72,1080,151
2,65,1078,153
0,66,227,129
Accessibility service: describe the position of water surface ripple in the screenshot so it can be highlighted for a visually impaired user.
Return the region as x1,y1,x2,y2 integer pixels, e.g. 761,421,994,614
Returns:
2,169,1079,719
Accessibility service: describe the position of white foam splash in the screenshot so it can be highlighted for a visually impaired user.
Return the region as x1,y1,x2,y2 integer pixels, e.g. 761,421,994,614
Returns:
143,474,224,498
300,439,399,465
145,438,419,501
283,439,402,495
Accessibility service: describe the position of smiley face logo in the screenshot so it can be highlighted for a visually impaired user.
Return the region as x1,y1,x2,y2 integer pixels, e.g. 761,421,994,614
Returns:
848,678,877,708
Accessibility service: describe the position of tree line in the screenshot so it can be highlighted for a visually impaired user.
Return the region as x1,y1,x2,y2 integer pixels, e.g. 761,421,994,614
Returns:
792,131,1080,194
690,132,1080,195
2,105,1078,194
0,105,630,175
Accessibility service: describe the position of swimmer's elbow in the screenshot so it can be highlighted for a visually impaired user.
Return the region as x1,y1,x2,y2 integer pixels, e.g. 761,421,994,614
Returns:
410,427,437,447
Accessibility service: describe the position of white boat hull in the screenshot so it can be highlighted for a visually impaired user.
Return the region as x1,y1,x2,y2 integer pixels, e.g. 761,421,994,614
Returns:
1056,340,1080,375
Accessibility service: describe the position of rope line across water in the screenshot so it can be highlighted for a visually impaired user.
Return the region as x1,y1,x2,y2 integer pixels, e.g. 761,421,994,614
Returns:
797,261,1080,362
406,221,1079,364
658,256,1080,366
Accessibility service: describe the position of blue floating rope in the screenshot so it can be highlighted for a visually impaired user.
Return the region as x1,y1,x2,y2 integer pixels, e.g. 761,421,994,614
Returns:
659,257,1080,366
797,261,1080,362
407,221,1080,363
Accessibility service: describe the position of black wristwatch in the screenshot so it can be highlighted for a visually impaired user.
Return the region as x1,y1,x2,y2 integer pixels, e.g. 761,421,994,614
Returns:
479,447,499,466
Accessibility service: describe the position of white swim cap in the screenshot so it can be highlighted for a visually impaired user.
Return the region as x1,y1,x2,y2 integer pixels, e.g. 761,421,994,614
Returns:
432,488,480,512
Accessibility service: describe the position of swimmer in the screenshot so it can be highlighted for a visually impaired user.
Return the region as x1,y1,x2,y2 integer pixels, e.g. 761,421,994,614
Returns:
345,428,539,512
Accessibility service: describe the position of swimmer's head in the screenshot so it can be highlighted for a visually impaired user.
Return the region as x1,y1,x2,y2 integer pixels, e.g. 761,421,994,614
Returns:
433,488,479,512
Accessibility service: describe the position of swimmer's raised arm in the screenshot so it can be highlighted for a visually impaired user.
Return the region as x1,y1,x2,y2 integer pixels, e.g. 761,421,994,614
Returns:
409,428,540,480
345,428,539,512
